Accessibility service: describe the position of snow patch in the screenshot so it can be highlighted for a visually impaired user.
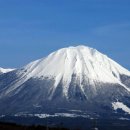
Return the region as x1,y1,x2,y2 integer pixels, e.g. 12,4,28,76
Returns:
0,115,5,118
0,67,15,74
15,113,89,118
119,117,130,120
112,102,130,114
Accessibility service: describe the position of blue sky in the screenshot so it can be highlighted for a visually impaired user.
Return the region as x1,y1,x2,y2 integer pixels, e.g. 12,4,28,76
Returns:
0,0,130,69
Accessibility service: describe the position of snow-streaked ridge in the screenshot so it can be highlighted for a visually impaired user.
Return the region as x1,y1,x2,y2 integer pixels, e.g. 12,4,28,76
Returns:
0,67,15,74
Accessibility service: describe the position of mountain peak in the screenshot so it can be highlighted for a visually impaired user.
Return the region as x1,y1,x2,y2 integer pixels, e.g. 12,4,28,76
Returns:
17,45,130,98
67,45,91,49
22,45,130,83
57,45,97,55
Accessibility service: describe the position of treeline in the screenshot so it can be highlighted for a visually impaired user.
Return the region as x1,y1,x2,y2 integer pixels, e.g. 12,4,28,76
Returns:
0,122,69,130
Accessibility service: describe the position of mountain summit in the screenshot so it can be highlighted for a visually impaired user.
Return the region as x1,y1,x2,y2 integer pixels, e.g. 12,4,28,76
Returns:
19,45,130,98
0,45,130,119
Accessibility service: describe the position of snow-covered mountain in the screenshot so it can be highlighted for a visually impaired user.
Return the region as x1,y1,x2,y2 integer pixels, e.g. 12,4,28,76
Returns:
0,67,14,74
0,45,130,119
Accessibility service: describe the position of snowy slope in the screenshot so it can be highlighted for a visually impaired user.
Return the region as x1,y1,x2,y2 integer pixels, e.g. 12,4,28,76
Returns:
15,45,130,98
0,67,15,74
